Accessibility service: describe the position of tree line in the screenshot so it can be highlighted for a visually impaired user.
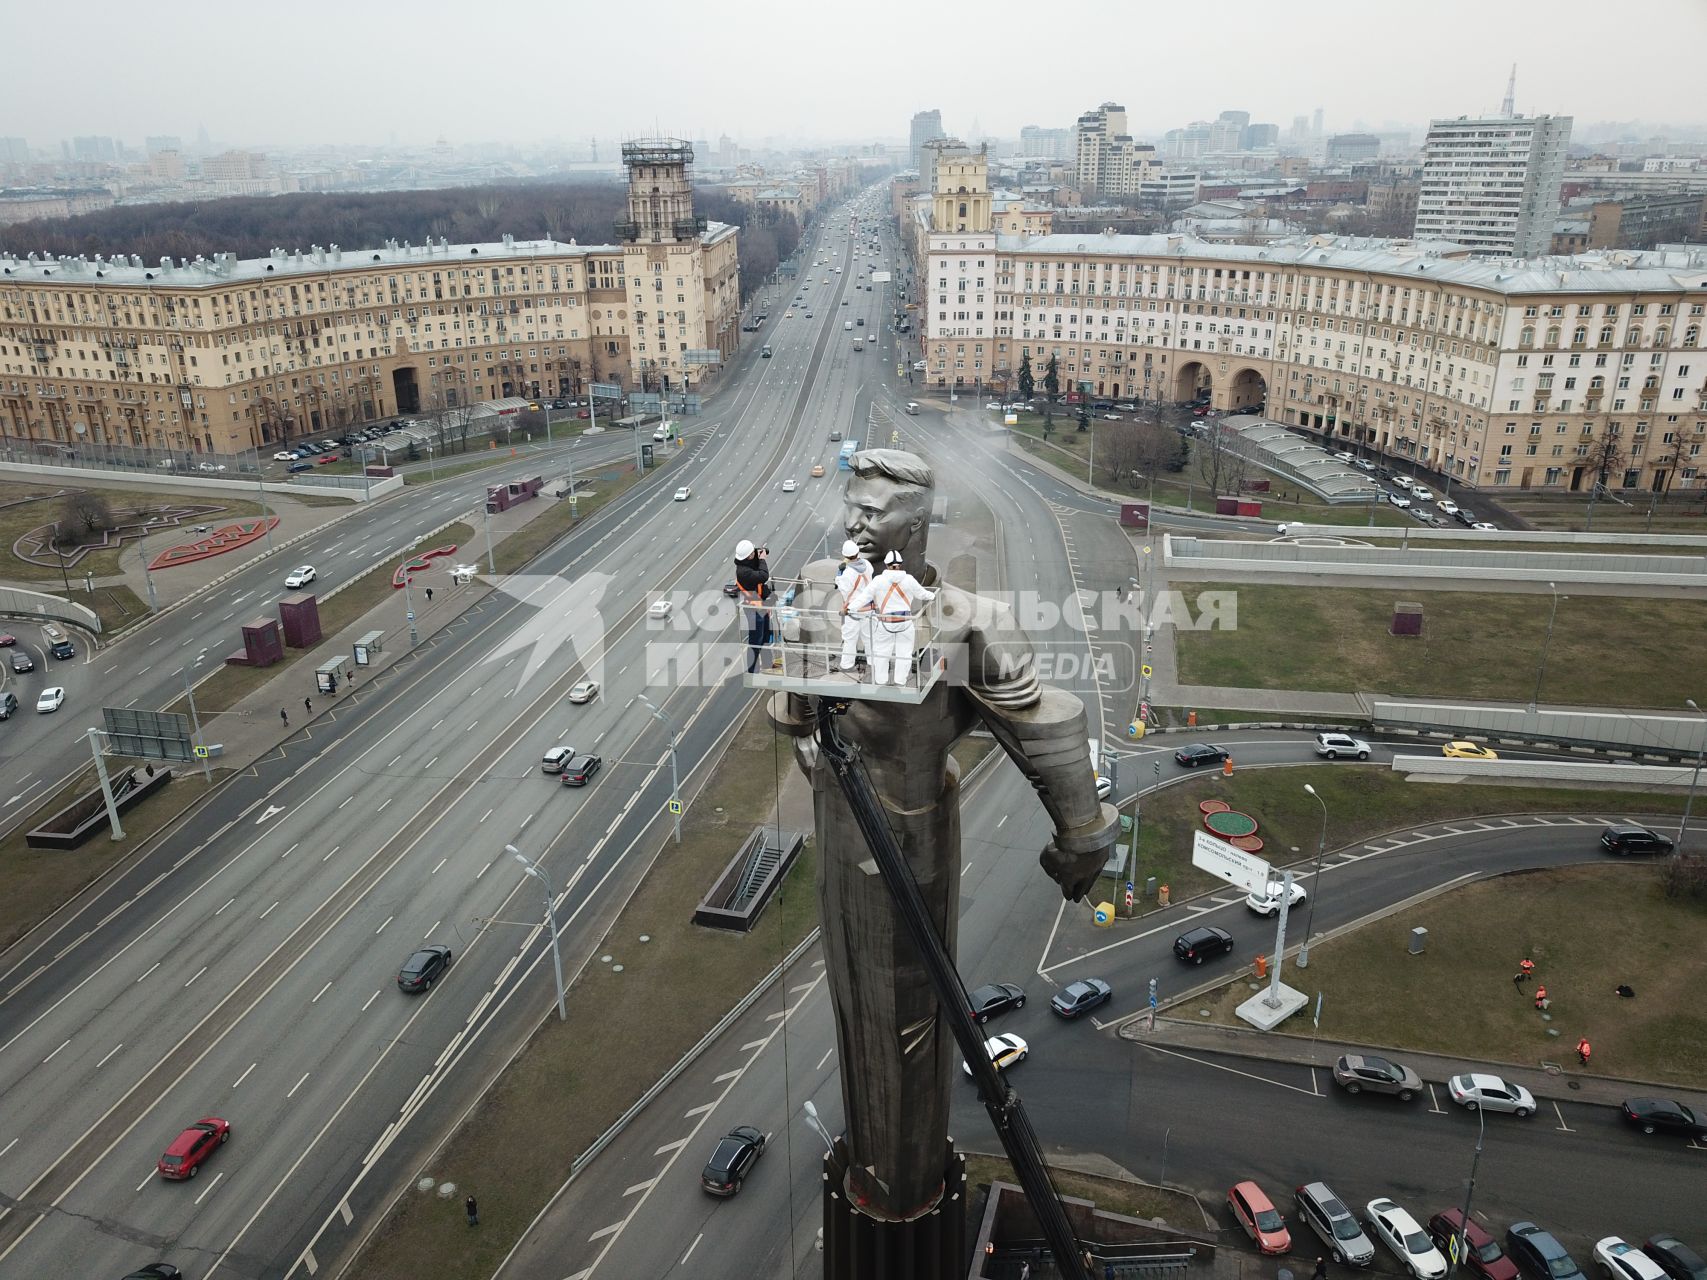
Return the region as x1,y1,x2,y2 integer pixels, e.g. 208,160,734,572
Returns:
1,181,800,304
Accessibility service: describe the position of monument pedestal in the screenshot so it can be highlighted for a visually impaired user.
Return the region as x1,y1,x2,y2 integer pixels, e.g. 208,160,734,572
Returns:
1235,980,1308,1030
822,1137,967,1280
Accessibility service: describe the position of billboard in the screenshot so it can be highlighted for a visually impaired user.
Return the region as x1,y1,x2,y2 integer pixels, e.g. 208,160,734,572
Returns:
1190,830,1271,894
102,707,194,762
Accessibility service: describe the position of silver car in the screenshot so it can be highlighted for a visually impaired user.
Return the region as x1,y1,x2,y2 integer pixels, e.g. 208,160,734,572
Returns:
1313,732,1371,761
1296,1181,1376,1266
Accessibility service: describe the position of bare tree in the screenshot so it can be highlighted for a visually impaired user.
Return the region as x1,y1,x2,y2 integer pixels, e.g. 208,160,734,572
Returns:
1583,429,1628,531
59,492,114,541
1196,420,1250,499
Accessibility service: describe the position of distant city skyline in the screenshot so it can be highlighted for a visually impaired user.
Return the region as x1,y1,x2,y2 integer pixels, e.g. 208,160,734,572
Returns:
2,0,1703,152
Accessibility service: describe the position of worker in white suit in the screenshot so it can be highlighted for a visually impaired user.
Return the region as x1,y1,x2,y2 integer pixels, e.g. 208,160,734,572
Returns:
846,549,935,685
834,539,875,672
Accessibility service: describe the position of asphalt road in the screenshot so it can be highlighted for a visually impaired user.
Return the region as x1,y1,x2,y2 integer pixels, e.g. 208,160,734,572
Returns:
0,191,913,1280
522,749,1701,1280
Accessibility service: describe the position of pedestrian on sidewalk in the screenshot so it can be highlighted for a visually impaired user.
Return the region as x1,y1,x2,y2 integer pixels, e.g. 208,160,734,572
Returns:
1534,983,1548,1010
465,1194,478,1226
280,708,288,727
426,586,434,602
304,696,312,715
1577,1036,1591,1067
1312,1259,1328,1280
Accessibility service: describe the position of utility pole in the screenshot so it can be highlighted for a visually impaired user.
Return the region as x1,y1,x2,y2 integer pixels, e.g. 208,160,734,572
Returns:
183,650,212,783
84,727,125,840
508,845,567,1020
1297,784,1328,968
638,693,683,844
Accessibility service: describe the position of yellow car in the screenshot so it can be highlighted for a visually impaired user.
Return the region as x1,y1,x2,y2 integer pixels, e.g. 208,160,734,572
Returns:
810,464,825,477
1442,740,1498,760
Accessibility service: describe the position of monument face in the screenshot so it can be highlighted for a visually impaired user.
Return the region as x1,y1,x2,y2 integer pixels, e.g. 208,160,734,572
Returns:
768,448,1118,1221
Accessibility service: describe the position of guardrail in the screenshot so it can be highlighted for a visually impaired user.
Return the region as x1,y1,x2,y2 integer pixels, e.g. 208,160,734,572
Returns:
1391,754,1699,787
1373,699,1707,759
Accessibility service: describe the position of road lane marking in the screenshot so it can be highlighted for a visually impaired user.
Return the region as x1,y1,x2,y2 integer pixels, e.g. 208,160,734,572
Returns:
1133,1041,1321,1096
654,1139,687,1155
587,1222,624,1242
623,1178,657,1196
260,902,279,919
361,990,381,1011
193,1171,224,1205
183,966,207,988
96,1044,123,1069
215,898,236,916
685,1102,716,1117
42,1039,69,1064
287,1073,310,1099
1428,1083,1446,1113
233,1063,257,1089
681,1234,703,1266
374,917,392,935
312,982,332,1003
134,962,159,984
431,858,447,875
816,1047,834,1070
1553,1101,1574,1132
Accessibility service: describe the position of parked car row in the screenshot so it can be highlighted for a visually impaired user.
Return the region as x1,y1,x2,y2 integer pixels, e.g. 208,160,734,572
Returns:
1230,1173,1701,1280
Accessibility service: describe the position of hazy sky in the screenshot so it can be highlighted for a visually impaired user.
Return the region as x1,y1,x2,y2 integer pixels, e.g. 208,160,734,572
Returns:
6,0,1704,151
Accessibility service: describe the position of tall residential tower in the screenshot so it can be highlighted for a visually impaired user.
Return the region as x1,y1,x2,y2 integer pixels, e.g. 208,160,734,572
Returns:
1413,112,1573,257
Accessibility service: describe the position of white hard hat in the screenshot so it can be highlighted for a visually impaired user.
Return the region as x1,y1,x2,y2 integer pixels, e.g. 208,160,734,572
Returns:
734,539,755,560
841,539,860,558
884,549,903,566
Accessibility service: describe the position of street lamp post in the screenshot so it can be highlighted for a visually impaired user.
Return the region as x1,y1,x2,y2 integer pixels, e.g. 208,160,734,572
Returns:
637,693,683,844
1297,784,1328,969
1678,697,1705,852
1529,581,1561,714
402,573,420,646
1446,1102,1486,1280
482,500,496,574
182,649,212,783
507,844,567,1020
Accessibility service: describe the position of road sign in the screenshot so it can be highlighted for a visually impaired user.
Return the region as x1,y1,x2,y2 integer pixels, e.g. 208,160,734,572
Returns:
1191,830,1272,894
668,799,683,815
193,745,210,758
1141,664,1152,678
590,382,623,399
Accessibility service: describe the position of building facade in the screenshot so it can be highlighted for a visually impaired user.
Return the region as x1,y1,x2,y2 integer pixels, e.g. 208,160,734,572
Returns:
920,155,1707,496
1074,103,1160,198
0,140,739,455
1326,133,1381,164
1586,190,1707,250
1413,114,1572,256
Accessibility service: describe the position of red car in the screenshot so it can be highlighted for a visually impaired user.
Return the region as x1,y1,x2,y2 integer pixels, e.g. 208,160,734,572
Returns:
0,633,14,646
158,1116,230,1179
1228,1180,1291,1255
316,453,339,464
1428,1209,1518,1280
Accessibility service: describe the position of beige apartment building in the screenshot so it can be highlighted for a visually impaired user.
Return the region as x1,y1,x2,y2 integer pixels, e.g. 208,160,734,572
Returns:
915,157,1707,495
0,138,739,456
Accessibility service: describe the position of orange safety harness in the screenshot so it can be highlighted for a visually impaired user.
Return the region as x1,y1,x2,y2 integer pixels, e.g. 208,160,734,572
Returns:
876,578,915,624
839,568,872,613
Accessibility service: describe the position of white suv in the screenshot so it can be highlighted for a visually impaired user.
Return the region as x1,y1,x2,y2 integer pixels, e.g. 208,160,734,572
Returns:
1314,732,1371,761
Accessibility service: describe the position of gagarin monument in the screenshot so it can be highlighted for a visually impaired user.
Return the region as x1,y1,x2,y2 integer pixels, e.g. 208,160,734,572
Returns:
765,447,1118,1228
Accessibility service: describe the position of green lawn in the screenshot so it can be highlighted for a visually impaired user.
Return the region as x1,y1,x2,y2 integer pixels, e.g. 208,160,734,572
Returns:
1193,864,1707,1089
1172,582,1707,706
350,702,821,1280
1096,765,1691,915
0,767,219,953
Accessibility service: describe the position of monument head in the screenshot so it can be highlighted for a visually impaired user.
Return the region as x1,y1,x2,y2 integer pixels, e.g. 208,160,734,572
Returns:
843,448,932,574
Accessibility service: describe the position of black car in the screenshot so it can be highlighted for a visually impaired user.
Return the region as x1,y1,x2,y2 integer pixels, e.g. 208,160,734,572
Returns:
397,944,453,993
122,1269,182,1280
968,982,1026,1023
1622,1098,1707,1138
287,461,314,473
1173,926,1235,965
1645,1236,1707,1280
10,650,33,673
1173,743,1230,768
721,581,742,598
560,754,602,786
1507,1223,1585,1280
1600,824,1675,855
1049,977,1111,1019
701,1125,766,1196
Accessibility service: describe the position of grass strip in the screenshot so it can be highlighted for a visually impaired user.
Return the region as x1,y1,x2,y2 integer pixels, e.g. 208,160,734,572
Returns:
1171,582,1707,706
1188,863,1707,1088
350,702,819,1280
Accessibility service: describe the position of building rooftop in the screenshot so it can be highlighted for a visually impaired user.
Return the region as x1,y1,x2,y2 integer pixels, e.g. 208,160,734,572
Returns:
0,222,737,289
985,231,1707,295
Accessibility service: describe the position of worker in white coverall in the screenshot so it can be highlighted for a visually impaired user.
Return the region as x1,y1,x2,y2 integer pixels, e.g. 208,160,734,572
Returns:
845,549,935,686
834,538,875,672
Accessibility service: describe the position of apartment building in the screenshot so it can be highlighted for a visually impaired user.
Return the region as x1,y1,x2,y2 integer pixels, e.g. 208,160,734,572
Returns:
1413,114,1572,256
0,140,739,455
921,153,1707,495
1074,103,1160,198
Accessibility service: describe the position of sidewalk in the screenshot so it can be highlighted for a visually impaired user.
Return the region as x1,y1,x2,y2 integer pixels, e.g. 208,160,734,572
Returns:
1121,1015,1707,1116
186,477,591,774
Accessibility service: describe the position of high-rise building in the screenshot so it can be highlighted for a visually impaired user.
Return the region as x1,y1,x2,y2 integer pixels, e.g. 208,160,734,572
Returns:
909,109,944,170
1326,133,1381,164
1019,125,1073,161
0,137,28,165
68,136,118,163
145,135,183,156
1413,113,1573,256
1242,123,1279,150
1075,103,1159,197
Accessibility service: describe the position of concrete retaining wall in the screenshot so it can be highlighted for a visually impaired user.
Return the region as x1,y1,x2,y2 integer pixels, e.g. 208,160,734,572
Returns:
1281,525,1707,549
0,459,391,503
0,584,102,634
1391,754,1697,787
1164,534,1707,587
1374,700,1707,757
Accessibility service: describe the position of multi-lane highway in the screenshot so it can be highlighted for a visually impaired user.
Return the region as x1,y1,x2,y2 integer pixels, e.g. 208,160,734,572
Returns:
0,190,930,1279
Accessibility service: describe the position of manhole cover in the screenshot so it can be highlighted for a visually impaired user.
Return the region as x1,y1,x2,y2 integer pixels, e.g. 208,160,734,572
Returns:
1567,1079,1581,1089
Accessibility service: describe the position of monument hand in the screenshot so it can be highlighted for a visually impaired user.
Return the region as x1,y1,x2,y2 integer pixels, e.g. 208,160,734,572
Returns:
1039,839,1110,902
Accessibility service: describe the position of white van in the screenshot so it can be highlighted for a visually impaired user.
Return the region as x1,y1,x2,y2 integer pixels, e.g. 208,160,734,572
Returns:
652,423,672,442
905,402,920,415
844,320,853,331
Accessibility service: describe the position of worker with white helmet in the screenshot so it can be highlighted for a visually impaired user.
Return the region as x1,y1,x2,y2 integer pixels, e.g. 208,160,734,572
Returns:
733,539,772,674
845,549,935,686
834,538,875,672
